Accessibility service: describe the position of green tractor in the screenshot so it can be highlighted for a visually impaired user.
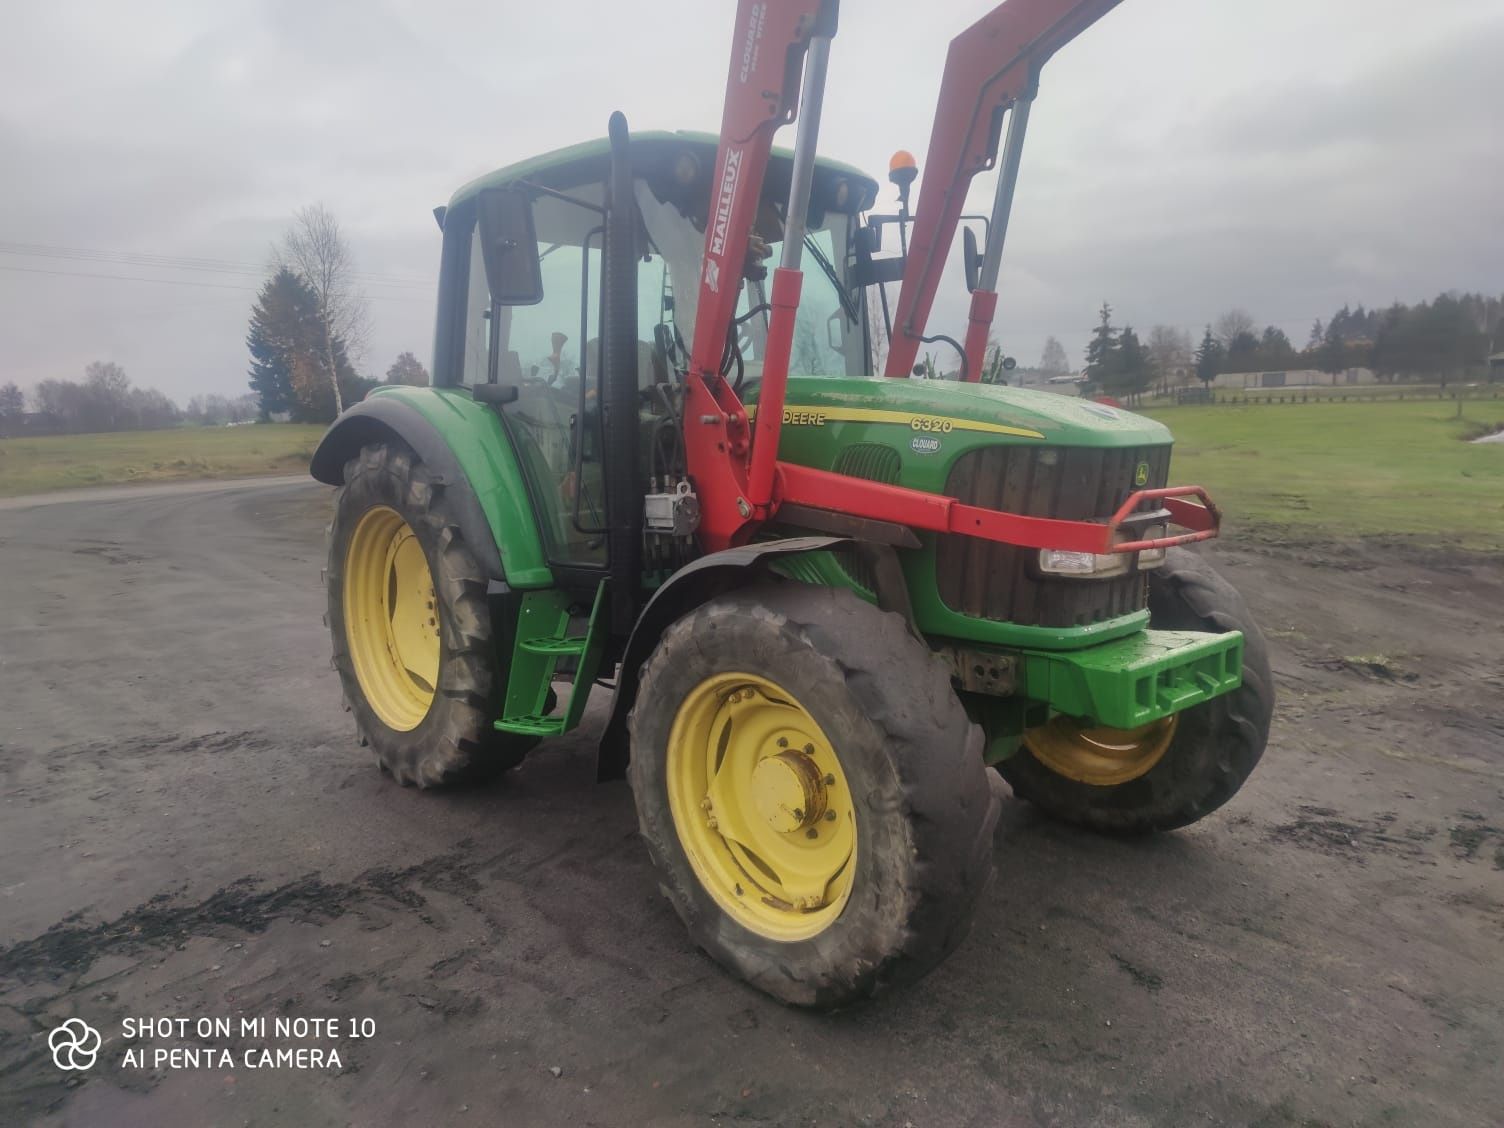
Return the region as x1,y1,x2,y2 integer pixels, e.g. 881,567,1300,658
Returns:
310,0,1271,1008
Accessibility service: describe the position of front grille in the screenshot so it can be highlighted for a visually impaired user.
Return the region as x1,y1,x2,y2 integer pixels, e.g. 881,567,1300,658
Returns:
936,444,1171,628
828,444,902,592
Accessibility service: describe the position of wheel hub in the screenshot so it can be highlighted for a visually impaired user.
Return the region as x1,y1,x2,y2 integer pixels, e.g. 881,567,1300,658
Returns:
343,505,440,732
665,673,857,942
751,750,828,833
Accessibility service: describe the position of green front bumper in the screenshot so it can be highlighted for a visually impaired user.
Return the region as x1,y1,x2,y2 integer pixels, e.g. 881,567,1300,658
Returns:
1020,629,1244,729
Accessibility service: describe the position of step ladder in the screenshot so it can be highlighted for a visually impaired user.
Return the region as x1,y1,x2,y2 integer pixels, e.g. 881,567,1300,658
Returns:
494,583,606,738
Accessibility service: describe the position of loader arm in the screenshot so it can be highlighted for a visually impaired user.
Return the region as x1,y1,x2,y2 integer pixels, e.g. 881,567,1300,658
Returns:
679,0,1218,559
882,0,1123,379
682,0,836,549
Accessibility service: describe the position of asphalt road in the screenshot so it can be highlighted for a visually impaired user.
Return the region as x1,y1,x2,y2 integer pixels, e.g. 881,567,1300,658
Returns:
2,478,1502,1127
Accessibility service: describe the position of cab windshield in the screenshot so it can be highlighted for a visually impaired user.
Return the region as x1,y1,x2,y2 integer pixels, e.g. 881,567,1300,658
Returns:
635,180,866,380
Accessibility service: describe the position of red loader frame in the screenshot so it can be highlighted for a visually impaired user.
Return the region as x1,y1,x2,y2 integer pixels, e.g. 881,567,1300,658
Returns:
681,0,1219,558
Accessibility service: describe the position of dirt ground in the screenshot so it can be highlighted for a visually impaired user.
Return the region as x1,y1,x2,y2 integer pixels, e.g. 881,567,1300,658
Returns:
1,478,1501,1127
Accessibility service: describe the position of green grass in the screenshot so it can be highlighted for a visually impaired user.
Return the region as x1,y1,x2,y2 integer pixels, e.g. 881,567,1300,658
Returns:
5,403,1500,550
0,424,326,497
1145,400,1504,550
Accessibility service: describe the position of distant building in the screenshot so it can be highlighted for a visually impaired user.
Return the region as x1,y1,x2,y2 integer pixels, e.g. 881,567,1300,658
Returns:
1209,367,1377,389
1489,352,1504,382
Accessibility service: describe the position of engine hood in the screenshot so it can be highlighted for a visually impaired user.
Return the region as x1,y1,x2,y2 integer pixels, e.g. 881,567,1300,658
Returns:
772,377,1170,449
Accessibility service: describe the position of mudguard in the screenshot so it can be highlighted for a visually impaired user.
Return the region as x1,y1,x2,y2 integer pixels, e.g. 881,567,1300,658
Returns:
597,536,848,779
309,389,551,588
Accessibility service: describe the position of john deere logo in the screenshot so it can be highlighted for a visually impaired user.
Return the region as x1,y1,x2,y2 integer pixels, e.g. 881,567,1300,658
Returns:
1133,461,1150,487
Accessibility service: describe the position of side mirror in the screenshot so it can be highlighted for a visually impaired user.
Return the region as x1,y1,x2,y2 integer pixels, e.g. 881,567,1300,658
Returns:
962,227,982,293
1003,356,1017,371
476,187,543,305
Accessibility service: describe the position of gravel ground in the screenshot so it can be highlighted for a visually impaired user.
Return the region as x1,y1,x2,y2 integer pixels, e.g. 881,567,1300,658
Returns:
1,478,1501,1127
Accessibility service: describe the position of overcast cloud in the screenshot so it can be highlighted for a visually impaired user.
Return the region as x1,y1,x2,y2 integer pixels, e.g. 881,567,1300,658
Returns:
1,0,1500,403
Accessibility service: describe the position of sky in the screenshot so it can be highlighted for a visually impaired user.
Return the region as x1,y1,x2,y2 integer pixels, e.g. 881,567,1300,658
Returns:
1,0,1501,404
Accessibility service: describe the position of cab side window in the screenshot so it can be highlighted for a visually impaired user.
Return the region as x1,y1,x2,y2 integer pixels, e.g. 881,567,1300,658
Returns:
461,188,606,566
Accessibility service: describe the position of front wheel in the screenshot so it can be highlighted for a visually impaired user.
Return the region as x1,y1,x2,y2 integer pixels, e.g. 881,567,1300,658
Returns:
326,442,532,787
998,547,1274,833
628,583,998,1009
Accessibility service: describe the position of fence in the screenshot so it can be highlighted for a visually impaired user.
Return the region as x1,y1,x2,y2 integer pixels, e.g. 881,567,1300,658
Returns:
1156,386,1503,407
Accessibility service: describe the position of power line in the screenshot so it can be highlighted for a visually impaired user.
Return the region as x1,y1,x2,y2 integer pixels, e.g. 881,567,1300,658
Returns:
0,264,255,291
0,263,428,304
0,240,432,288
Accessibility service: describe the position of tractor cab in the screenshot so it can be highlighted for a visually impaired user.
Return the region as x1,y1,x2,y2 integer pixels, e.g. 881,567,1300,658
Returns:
431,133,877,570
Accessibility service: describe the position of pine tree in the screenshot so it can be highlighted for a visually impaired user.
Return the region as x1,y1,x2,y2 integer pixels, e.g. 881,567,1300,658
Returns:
1085,302,1119,390
249,269,312,419
1116,326,1149,399
1194,326,1223,388
246,268,364,422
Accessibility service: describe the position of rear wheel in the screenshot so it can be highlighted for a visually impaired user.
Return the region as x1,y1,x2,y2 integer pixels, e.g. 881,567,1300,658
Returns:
628,584,998,1009
326,442,532,786
998,547,1273,832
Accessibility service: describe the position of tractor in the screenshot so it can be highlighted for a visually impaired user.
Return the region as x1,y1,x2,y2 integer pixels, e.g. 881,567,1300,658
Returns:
310,0,1272,1008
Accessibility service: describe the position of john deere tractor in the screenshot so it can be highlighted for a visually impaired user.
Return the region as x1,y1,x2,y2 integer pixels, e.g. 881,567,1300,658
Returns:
311,0,1272,1007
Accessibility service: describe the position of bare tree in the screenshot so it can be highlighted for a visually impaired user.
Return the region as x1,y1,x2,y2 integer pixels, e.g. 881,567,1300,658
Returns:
385,351,430,387
1147,325,1192,389
1039,335,1069,375
1213,308,1256,348
85,361,132,431
278,204,369,415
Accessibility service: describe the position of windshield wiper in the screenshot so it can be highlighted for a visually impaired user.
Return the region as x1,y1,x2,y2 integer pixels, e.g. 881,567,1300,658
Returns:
803,235,860,324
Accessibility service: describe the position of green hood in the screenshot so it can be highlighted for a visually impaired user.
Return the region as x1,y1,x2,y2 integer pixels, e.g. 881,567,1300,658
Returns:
774,377,1170,449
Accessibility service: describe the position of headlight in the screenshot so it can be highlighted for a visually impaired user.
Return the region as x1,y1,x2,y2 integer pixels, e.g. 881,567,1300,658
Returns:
1038,548,1130,578
1039,523,1169,578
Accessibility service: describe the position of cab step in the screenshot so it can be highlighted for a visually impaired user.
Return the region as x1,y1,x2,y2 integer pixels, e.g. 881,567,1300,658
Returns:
519,635,589,656
494,713,567,737
494,584,606,739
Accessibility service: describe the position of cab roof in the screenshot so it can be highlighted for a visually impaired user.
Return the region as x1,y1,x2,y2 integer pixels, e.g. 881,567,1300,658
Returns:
447,130,879,215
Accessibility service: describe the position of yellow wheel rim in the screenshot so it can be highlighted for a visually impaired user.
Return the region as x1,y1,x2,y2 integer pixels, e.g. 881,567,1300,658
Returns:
343,505,440,732
666,673,856,942
1023,715,1179,787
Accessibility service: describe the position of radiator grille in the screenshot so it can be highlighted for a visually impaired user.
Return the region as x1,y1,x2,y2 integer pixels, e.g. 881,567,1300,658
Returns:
829,444,902,592
936,445,1171,628
831,442,902,484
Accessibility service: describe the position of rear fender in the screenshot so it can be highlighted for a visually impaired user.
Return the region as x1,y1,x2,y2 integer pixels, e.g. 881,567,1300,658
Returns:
310,388,551,588
597,536,848,779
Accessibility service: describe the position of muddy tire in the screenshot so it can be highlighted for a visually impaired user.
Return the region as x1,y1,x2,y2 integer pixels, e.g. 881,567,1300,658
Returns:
326,442,531,786
628,583,998,1009
998,547,1273,833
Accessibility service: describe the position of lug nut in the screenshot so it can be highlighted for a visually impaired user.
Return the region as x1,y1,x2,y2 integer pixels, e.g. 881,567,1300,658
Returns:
804,744,815,755
824,773,835,786
777,737,789,748
824,811,836,822
805,828,819,839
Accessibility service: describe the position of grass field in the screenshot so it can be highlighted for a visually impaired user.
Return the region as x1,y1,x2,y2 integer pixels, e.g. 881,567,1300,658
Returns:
0,424,325,497
4,403,1500,551
1146,399,1504,550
